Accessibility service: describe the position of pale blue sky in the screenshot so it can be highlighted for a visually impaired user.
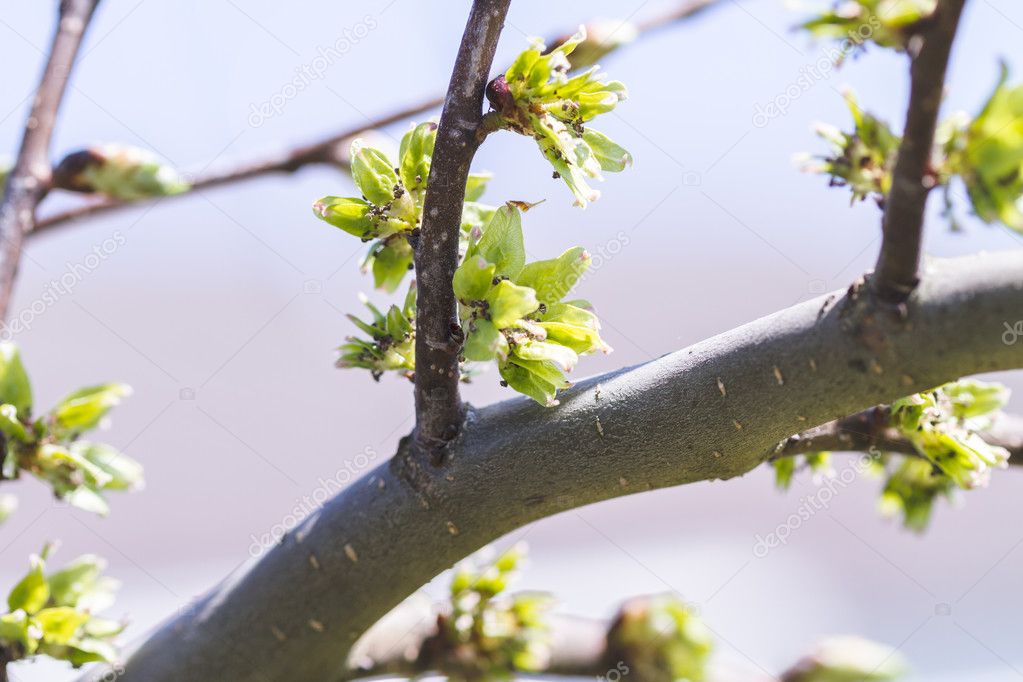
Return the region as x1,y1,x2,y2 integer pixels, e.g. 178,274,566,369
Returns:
0,1,1022,680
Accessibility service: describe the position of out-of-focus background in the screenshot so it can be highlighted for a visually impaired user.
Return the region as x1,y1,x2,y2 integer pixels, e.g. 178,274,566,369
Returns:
0,0,1021,679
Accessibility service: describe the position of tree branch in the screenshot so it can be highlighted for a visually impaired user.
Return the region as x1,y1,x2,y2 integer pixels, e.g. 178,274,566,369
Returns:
411,0,511,458
0,0,100,316
871,0,967,303
31,0,722,235
772,409,1023,463
82,251,1023,682
31,94,445,234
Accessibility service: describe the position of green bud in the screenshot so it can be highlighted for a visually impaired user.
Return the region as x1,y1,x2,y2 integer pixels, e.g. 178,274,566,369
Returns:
337,282,417,380
350,139,401,207
52,144,189,200
606,595,713,682
489,27,631,208
398,122,437,197
312,196,375,238
804,91,900,205
782,636,907,681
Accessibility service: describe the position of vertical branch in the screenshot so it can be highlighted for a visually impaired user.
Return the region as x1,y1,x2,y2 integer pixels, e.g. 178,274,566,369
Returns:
413,0,511,457
871,0,966,303
0,0,101,317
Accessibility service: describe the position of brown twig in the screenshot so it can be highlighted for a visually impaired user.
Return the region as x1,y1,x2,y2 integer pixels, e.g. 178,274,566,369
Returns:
871,0,967,303
32,94,445,233
32,0,722,235
772,409,1023,464
0,0,101,316
411,0,512,458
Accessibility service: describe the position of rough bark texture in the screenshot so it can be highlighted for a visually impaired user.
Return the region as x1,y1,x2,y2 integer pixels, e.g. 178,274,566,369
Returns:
872,0,967,302
80,251,1023,682
412,0,511,457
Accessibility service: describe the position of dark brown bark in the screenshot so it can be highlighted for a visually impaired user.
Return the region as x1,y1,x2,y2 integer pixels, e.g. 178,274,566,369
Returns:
411,0,511,458
872,0,967,302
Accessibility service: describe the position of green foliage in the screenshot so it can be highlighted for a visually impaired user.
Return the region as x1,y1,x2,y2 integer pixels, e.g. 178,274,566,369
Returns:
53,144,189,200
454,204,609,406
607,595,713,682
947,65,1023,232
314,123,495,293
802,91,899,205
877,458,954,531
337,283,417,381
783,635,907,681
772,451,832,489
800,0,936,54
487,27,631,207
889,379,1009,489
437,545,553,680
1,546,123,668
806,72,1023,233
769,380,1009,532
0,343,142,516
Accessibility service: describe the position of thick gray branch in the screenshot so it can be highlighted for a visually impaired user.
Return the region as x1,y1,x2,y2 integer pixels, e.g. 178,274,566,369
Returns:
0,0,100,317
81,251,1023,682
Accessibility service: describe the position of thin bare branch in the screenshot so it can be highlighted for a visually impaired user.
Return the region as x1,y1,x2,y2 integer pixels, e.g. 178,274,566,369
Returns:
773,409,1023,463
32,94,444,234
0,0,101,316
32,0,722,235
411,0,511,458
872,0,967,302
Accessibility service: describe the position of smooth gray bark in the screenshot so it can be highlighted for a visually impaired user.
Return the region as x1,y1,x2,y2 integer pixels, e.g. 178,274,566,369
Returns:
83,251,1023,682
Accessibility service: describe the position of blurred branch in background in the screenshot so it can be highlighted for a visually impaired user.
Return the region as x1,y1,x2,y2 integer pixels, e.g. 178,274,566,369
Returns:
0,0,101,319
32,0,722,234
774,409,1023,463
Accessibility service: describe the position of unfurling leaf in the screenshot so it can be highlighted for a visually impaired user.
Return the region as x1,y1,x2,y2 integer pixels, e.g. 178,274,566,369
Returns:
952,65,1023,232
802,90,900,205
1,548,123,667
337,282,417,381
455,205,608,406
487,27,631,207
